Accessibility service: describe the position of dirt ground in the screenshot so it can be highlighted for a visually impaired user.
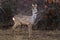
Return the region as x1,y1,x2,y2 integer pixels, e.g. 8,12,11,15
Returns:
0,26,60,40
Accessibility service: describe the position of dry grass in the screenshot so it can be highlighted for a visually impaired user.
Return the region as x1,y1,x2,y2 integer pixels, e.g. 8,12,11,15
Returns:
0,26,60,40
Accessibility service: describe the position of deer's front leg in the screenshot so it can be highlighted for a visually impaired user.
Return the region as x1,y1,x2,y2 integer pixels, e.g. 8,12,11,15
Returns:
28,24,32,38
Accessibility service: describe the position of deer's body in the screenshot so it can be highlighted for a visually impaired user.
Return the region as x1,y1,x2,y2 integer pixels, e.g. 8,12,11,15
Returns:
12,4,38,38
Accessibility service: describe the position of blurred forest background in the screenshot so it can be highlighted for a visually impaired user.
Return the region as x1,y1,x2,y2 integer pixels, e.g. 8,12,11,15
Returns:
0,0,60,30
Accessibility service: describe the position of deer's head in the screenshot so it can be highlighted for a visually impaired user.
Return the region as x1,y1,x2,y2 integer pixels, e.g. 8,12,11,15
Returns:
32,4,37,9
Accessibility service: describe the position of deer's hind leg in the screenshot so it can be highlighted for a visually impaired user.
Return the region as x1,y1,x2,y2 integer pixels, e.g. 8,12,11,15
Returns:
12,23,17,30
12,23,21,30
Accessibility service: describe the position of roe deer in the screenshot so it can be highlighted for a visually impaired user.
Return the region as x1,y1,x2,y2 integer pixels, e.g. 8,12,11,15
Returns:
12,4,38,38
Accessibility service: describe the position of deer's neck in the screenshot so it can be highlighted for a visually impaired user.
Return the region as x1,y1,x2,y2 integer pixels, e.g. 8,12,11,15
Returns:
32,8,37,19
30,7,37,24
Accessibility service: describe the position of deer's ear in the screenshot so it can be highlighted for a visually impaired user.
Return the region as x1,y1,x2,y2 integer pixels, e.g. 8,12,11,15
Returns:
35,4,37,7
32,4,34,7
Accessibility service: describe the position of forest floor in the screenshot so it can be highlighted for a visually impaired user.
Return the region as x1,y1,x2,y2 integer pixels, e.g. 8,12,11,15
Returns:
0,26,60,40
